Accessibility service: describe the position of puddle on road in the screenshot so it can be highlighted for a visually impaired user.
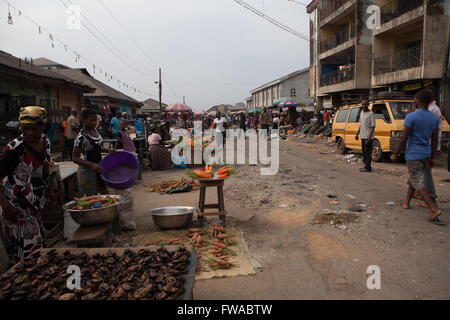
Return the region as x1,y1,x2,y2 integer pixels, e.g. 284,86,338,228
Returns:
305,232,349,261
264,197,319,227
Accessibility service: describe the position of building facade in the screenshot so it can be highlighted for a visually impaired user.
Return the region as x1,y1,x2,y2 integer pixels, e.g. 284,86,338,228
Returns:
307,0,450,118
0,51,93,123
249,68,313,108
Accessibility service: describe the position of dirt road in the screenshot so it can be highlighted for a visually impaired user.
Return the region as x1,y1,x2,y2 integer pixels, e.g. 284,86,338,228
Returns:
132,139,450,299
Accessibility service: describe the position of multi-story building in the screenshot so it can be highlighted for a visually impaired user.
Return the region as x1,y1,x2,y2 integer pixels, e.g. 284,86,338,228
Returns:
307,0,374,109
371,0,449,119
249,67,313,109
307,0,450,118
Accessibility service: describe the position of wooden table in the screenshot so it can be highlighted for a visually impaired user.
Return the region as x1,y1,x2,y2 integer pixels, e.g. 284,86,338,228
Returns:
66,214,121,248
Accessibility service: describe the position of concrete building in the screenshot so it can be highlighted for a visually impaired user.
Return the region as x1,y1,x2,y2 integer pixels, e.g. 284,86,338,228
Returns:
307,0,450,118
371,0,450,119
249,68,313,108
307,0,373,109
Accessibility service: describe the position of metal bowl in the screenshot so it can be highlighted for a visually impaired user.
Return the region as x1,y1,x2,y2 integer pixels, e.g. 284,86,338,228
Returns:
64,195,122,226
148,206,197,230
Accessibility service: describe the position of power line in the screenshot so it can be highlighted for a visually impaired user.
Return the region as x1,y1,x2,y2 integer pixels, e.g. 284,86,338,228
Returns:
65,0,157,75
60,0,156,76
288,0,307,6
96,0,181,99
3,0,157,98
232,0,309,41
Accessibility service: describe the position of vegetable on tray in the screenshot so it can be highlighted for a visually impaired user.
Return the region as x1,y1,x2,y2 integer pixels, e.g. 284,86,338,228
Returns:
186,165,235,179
70,194,119,210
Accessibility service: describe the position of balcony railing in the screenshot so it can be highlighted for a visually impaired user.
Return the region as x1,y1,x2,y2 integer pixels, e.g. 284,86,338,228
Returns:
320,27,350,53
373,46,421,75
320,65,354,87
320,0,351,22
380,0,423,25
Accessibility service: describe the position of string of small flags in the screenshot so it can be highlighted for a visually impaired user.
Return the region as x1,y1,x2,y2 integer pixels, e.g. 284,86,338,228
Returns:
4,0,155,97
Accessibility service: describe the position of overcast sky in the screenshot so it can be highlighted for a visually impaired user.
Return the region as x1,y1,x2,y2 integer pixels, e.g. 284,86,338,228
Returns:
0,0,310,110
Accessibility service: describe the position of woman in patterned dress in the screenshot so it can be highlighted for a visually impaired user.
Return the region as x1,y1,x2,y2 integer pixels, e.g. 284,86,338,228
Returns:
0,106,57,262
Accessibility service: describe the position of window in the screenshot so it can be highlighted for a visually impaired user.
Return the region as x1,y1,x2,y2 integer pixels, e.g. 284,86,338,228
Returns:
390,102,413,119
372,103,391,122
290,88,296,97
347,107,361,123
335,109,350,123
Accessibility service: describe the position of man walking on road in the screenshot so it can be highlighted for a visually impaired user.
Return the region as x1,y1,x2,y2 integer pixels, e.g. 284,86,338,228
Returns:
355,99,375,172
414,85,442,207
391,89,442,224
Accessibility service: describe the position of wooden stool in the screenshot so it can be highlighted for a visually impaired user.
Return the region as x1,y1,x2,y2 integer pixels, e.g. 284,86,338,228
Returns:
197,179,226,226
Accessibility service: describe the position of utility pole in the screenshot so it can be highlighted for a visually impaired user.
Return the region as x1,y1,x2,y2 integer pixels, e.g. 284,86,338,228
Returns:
159,68,162,112
183,96,185,104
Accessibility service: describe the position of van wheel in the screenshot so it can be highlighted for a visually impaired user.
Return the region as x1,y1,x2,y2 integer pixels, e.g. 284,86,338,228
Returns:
337,138,348,154
372,140,383,162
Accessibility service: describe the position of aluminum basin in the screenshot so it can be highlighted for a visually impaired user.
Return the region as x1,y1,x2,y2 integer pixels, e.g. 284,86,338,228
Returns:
64,195,122,226
148,206,196,230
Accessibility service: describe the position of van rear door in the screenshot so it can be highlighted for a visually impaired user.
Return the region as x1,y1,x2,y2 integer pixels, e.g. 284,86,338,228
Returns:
333,108,349,142
345,107,362,149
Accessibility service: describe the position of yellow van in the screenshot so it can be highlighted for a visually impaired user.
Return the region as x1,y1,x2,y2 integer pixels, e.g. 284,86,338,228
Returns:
332,99,450,161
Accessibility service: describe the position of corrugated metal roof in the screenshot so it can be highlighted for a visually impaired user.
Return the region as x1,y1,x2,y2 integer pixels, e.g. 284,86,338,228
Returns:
0,51,93,91
51,68,140,105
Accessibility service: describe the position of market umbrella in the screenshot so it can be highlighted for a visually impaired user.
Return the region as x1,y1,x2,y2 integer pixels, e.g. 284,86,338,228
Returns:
166,103,192,112
248,108,262,114
194,111,204,116
272,97,290,106
278,99,299,107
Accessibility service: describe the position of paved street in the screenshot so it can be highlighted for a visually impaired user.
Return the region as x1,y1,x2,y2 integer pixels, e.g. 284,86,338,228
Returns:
132,139,450,299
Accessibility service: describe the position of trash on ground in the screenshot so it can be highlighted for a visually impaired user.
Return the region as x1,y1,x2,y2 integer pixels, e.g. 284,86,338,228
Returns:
328,201,340,205
385,201,397,206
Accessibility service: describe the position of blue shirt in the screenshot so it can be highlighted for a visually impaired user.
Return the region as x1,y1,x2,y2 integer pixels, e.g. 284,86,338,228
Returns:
135,118,143,135
404,108,439,161
111,117,120,134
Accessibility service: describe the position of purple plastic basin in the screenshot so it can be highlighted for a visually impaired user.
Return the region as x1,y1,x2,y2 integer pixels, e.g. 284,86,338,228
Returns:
100,151,138,190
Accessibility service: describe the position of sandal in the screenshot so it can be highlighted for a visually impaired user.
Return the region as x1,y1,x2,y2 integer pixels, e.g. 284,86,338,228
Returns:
430,217,446,226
